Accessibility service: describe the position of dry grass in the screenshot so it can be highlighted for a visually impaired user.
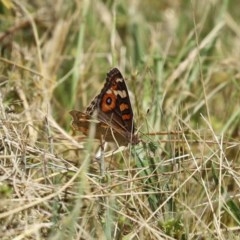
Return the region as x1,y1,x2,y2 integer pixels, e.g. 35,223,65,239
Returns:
1,0,240,239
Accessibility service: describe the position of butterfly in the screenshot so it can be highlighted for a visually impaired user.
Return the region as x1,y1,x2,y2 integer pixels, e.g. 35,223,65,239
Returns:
69,68,139,146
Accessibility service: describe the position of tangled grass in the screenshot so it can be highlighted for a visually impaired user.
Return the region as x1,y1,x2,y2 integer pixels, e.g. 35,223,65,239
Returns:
0,0,240,239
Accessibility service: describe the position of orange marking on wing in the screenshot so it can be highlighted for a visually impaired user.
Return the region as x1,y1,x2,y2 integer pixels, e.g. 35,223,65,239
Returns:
120,103,129,112
101,93,116,112
122,114,131,120
111,82,118,90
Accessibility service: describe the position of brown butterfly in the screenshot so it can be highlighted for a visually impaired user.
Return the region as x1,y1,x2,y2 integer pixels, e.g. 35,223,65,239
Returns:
69,68,139,146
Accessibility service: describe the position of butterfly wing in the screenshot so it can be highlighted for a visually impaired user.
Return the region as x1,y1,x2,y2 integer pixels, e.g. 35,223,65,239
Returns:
95,68,136,140
71,68,138,145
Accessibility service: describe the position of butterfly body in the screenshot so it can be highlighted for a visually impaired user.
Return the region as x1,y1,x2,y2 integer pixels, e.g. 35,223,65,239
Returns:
70,68,139,146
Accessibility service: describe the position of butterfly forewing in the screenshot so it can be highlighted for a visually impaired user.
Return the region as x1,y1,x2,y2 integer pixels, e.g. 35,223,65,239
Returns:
97,68,135,133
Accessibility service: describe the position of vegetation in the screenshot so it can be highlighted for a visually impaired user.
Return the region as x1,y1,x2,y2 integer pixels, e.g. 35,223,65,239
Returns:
0,0,240,239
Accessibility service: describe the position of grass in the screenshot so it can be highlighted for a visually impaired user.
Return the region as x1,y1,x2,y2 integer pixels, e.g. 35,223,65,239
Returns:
1,0,240,239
